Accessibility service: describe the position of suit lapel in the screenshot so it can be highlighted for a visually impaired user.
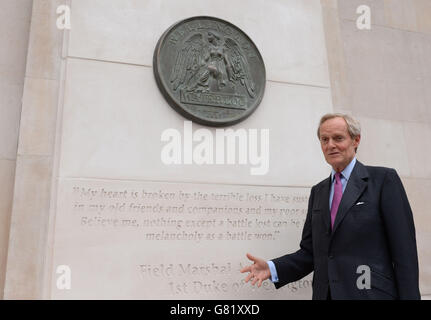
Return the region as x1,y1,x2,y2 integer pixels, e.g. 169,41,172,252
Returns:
332,161,369,234
318,176,331,233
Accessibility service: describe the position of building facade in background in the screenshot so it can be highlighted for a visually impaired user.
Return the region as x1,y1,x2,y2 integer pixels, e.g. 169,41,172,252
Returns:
0,0,430,299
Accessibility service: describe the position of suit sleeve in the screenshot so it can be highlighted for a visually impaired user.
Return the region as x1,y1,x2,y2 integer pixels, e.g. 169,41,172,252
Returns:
271,186,315,289
380,169,420,299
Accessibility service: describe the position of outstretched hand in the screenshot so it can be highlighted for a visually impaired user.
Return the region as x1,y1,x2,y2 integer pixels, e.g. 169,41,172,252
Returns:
240,253,271,287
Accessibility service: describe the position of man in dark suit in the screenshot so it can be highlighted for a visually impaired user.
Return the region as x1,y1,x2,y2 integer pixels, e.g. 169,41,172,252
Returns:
240,113,420,300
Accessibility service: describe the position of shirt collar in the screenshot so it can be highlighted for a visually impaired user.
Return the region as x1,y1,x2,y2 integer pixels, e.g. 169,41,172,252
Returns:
331,157,357,182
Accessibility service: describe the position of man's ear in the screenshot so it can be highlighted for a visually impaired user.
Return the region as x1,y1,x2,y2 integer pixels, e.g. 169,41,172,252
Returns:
354,134,361,148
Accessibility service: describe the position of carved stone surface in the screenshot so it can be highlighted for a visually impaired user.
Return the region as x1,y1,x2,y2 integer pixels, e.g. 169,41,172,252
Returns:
51,178,312,299
154,16,266,126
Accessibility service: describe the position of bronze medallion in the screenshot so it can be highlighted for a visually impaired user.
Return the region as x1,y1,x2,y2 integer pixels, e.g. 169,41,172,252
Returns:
154,16,266,127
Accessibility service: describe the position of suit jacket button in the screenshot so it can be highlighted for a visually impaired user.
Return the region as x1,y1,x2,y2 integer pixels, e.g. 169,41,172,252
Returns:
329,255,334,259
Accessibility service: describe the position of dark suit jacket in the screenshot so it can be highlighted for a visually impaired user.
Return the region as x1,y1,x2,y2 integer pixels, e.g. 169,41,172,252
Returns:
272,161,420,300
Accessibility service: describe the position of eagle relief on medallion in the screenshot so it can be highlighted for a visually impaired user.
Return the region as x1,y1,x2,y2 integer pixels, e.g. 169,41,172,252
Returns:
154,17,265,126
170,30,255,110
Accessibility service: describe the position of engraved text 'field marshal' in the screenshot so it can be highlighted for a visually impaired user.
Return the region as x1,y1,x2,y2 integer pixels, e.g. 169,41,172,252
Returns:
154,16,266,127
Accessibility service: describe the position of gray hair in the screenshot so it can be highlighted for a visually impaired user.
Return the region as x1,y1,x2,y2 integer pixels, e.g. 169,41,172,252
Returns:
317,113,361,139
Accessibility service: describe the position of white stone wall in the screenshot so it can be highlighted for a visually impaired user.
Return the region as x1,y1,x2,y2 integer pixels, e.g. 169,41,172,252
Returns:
0,0,33,299
3,0,64,299
323,0,431,297
46,0,333,299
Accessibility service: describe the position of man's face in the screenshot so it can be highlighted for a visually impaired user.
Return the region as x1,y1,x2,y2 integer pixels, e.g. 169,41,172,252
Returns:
319,117,360,172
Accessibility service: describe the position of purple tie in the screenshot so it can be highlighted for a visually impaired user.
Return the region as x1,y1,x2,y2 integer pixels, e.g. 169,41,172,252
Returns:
331,172,342,229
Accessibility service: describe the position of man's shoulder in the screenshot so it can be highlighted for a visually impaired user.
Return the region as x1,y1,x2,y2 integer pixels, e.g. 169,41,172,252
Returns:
311,162,398,188
353,162,402,186
313,175,330,190
362,163,397,178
